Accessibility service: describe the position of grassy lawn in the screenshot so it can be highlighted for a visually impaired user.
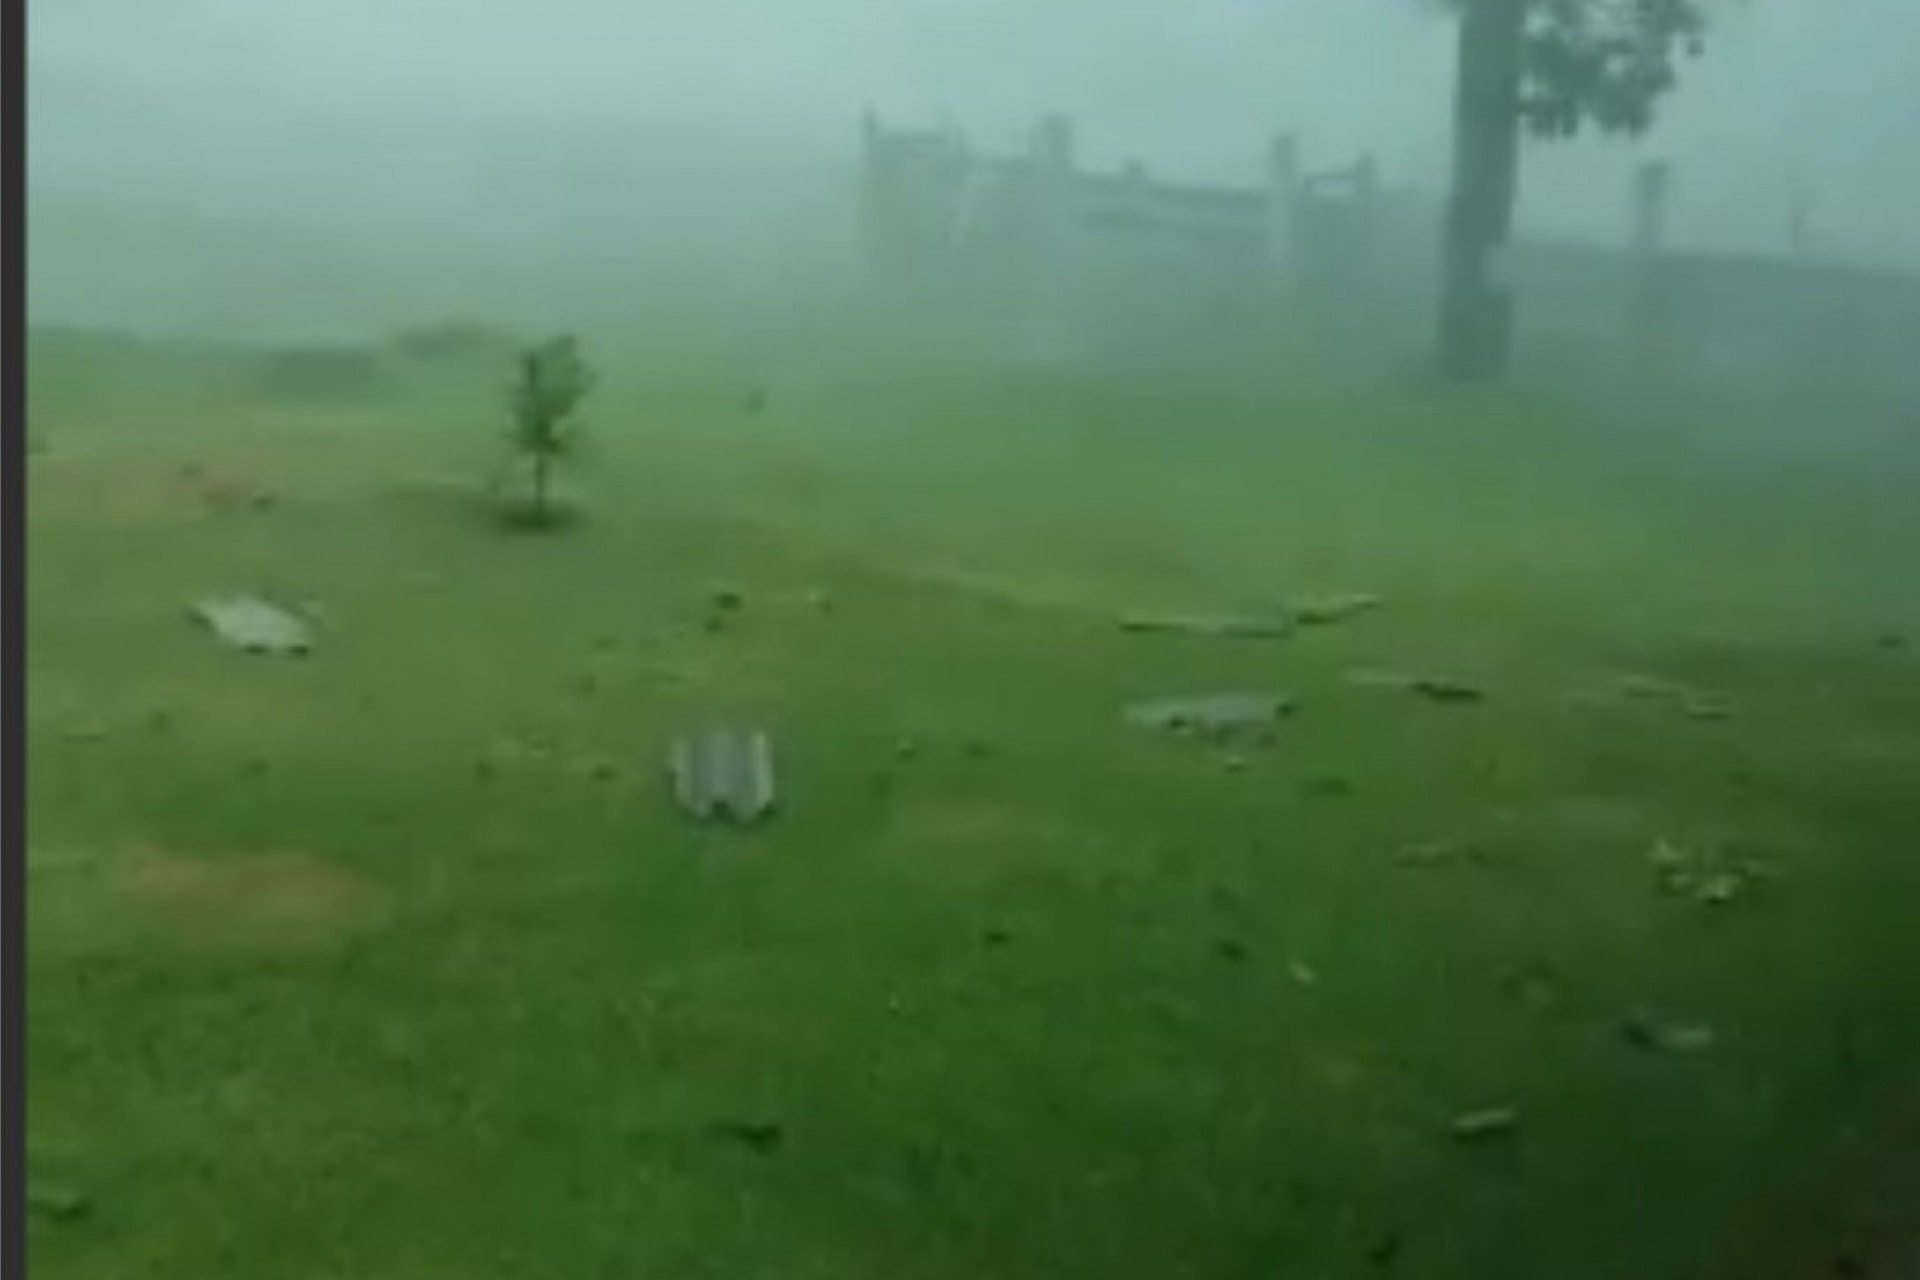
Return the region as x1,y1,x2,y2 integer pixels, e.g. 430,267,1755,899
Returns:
25,314,1920,1278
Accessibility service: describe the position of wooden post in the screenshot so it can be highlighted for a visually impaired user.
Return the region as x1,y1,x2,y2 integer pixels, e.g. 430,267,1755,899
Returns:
859,109,897,279
1631,159,1670,258
1268,133,1301,275
1629,159,1672,352
1026,113,1078,364
1032,112,1075,176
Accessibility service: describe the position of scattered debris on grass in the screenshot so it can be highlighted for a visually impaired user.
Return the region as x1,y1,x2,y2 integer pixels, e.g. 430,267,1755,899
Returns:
191,595,314,657
669,727,778,825
1347,669,1486,703
710,1120,784,1153
1287,591,1384,626
1448,1105,1521,1143
1124,692,1296,741
1621,1008,1717,1055
1648,838,1780,905
1119,613,1291,639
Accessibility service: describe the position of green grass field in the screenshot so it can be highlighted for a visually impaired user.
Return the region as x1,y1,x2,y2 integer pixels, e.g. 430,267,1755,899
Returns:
25,312,1920,1278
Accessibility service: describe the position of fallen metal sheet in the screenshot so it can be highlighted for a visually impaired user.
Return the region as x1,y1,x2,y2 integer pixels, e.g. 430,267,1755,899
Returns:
191,596,313,657
1124,691,1295,737
668,727,778,825
1118,613,1292,639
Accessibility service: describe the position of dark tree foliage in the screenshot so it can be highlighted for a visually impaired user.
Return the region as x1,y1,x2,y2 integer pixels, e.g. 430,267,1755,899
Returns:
1517,0,1707,137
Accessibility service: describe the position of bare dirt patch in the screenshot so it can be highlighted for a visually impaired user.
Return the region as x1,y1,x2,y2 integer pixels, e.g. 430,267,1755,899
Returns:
30,844,389,957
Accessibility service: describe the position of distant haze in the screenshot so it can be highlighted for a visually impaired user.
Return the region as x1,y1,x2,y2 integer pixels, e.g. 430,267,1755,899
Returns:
27,0,1920,331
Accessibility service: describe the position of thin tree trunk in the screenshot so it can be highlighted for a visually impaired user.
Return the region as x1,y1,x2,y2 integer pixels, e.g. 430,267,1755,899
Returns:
531,452,551,522
1437,0,1525,382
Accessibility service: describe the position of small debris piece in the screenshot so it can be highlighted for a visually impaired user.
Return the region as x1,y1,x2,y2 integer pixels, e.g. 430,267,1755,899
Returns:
1221,753,1249,773
1367,1230,1405,1269
709,586,745,613
805,588,833,615
191,595,313,657
710,1120,784,1153
1119,613,1291,639
1214,938,1250,963
1288,592,1384,626
961,739,996,761
1288,960,1320,988
668,727,778,825
1877,631,1907,652
894,737,921,763
1346,669,1485,703
1448,1106,1520,1142
981,927,1013,948
1648,838,1777,906
1696,871,1743,904
744,386,768,414
1622,1009,1717,1055
1499,961,1560,1011
1305,775,1354,798
1124,692,1295,740
1610,673,1733,721
1409,676,1485,704
1679,695,1732,722
1394,840,1482,870
28,1183,91,1222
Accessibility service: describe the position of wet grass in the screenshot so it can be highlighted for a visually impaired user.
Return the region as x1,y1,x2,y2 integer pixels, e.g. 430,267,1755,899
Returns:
25,319,1920,1279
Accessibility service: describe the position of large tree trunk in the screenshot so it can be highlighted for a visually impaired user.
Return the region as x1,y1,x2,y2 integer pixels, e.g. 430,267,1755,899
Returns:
1437,0,1525,382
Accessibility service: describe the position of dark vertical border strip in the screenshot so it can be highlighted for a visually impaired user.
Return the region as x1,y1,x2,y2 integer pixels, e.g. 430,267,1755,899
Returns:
2,0,27,1264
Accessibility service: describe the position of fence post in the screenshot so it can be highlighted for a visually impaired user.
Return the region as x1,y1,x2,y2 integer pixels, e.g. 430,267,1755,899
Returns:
1025,113,1078,363
1629,159,1672,354
1267,133,1301,277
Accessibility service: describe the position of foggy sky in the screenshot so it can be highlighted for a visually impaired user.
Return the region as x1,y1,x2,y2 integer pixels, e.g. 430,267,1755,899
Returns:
28,0,1920,269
